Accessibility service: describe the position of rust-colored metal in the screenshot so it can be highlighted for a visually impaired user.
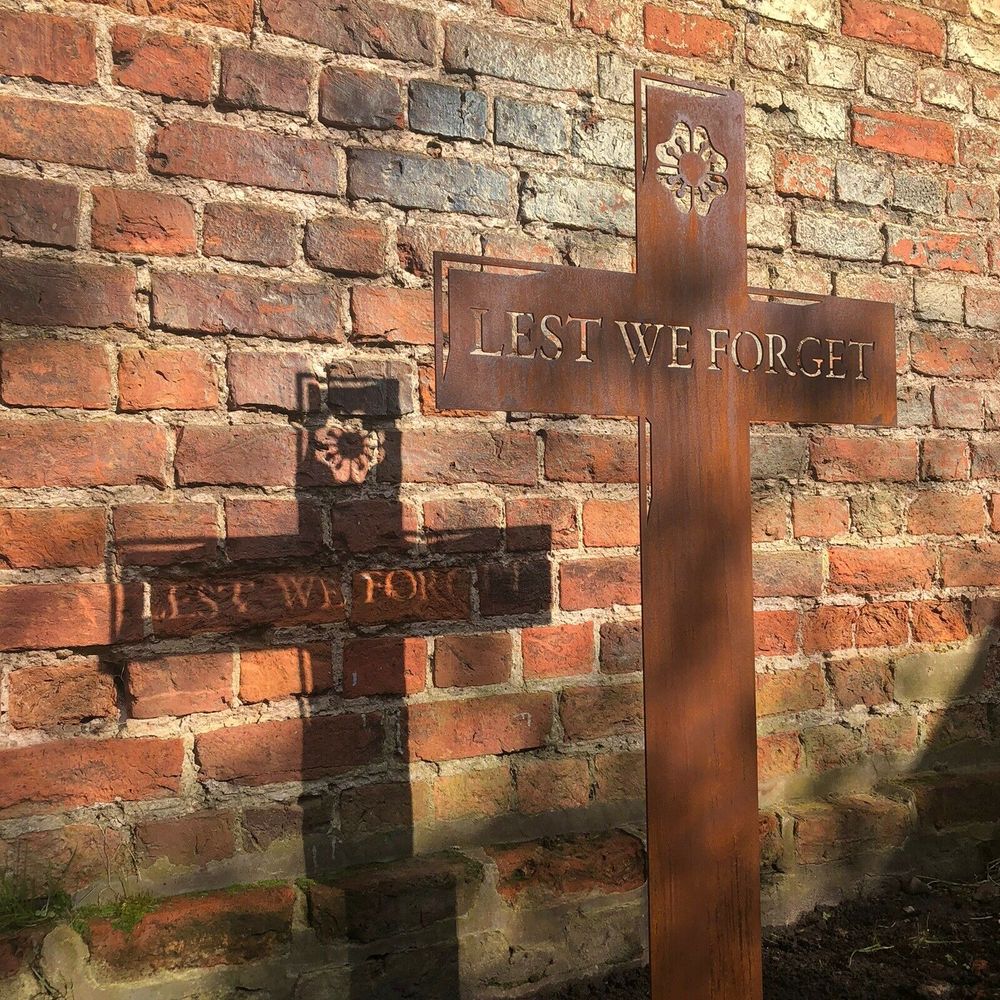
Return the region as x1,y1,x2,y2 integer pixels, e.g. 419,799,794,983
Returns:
433,72,896,1000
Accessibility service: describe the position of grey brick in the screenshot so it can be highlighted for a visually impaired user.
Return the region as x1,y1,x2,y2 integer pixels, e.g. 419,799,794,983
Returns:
571,115,632,168
408,80,486,141
865,55,917,104
896,383,932,428
598,52,634,104
747,203,788,251
521,173,634,236
794,210,883,261
319,68,402,130
494,97,569,154
915,279,963,323
750,434,809,481
349,149,512,217
893,172,945,216
444,23,593,93
836,161,891,207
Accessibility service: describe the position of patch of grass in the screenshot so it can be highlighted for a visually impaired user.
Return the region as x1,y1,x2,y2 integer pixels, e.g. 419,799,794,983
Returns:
0,870,73,934
71,891,157,936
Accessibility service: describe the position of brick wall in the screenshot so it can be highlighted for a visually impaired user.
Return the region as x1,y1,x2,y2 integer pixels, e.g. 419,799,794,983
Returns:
1,0,999,993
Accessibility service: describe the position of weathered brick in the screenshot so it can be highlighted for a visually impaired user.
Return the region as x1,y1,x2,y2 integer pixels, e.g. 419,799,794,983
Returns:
150,122,342,195
756,664,825,716
802,722,865,771
380,428,537,485
794,210,882,260
0,259,136,329
756,498,794,544
407,693,553,761
0,823,126,895
583,499,640,548
754,610,799,656
90,0,253,30
506,496,578,550
307,216,388,276
349,149,511,216
522,172,634,236
112,25,212,102
0,96,135,171
515,756,589,813
728,0,835,30
225,497,323,560
400,223,479,277
753,550,824,597
842,0,944,55
203,202,298,267
434,632,513,687
830,657,893,707
908,490,984,535
852,106,954,163
811,437,917,482
866,714,918,755
912,333,1000,378
220,49,310,116
329,499,417,553
352,567,471,625
239,645,333,703
758,731,801,779
0,737,182,817
829,546,935,592
342,635,426,697
0,420,166,488
949,21,1000,75
560,556,640,610
328,357,415,417
920,68,971,111
522,622,594,679
746,23,805,76
424,498,503,553
478,558,551,616
127,652,232,718
807,41,861,88
351,286,432,345
893,171,944,215
888,225,983,273
0,175,79,248
136,811,236,867
0,507,105,569
572,114,633,168
114,502,219,566
445,23,592,92
793,496,849,538
560,682,642,739
227,351,317,413
8,658,117,729
835,160,891,207
545,430,636,482
572,0,637,40
435,767,514,821
921,438,969,481
804,605,857,654
914,278,963,323
1,339,111,409
931,384,983,430
92,188,195,256
175,425,296,486
775,150,833,199
152,272,342,342
264,0,436,64
972,442,1000,478
494,0,563,22
319,67,403,130
794,795,910,863
644,7,735,59
864,56,913,105
0,11,95,85
966,288,1000,330
409,81,487,140
494,96,569,153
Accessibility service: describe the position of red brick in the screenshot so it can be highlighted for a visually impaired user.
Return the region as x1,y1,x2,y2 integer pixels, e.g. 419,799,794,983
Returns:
0,259,136,329
856,602,908,647
0,11,95,85
91,188,195,255
756,664,825,717
506,496,578,550
774,150,834,199
852,106,954,164
481,231,561,263
434,632,513,687
127,652,232,718
753,550,824,597
318,66,404,129
149,121,342,195
175,425,298,487
515,756,590,813
339,781,431,837
0,736,183,817
239,644,334,703
203,202,298,267
973,597,1000,637
111,25,212,102
960,129,1000,171
152,573,345,637
802,723,865,771
381,428,537,485
941,543,1000,587
912,333,1000,378
793,496,850,538
911,600,967,643
947,179,997,221
993,493,1000,532
152,272,342,342
794,795,910,863
434,767,514,821
87,886,293,973
0,174,80,248
114,503,219,566
522,622,594,679
907,491,985,535
544,429,637,482
8,657,116,729
342,635,426,697
487,830,645,904
831,657,893,708
0,581,142,651
424,498,503,553
1,340,111,409
0,507,104,569
561,682,642,740
0,823,126,895
932,384,983,430
593,750,645,801
758,731,801,780
967,288,1000,331
407,692,552,761
560,556,641,610
921,438,969,481
841,0,944,55
644,6,734,59
307,216,389,276
752,495,788,542
0,95,135,171
227,350,319,413
754,609,800,656
219,48,310,115
804,605,857,653
400,223,479,277
351,286,432,345
493,0,562,22
198,713,382,785
352,567,471,625
136,811,236,867
866,713,918,755
478,557,552,617
81,0,253,30
971,442,1000,479
120,347,218,412
811,436,918,481
583,499,639,547
330,499,418,553
225,497,322,560
599,619,642,673
887,227,983,273
829,546,935,592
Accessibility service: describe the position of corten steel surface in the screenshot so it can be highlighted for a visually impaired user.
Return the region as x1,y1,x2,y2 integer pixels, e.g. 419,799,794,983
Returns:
433,72,896,1000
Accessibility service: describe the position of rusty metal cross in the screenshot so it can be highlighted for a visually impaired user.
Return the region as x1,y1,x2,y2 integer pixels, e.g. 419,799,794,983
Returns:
434,73,896,1000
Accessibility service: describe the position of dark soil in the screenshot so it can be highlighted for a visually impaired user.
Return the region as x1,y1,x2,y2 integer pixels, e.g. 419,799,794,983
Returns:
530,879,1000,1000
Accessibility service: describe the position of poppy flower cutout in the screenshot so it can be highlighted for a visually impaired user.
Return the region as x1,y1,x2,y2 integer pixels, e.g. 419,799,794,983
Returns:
655,122,728,217
315,425,379,484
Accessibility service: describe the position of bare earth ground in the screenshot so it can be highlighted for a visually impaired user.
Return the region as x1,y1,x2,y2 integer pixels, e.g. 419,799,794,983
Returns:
530,880,1000,1000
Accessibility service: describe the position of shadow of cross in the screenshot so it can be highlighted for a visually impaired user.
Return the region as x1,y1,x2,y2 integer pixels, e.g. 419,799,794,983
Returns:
434,72,897,1000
